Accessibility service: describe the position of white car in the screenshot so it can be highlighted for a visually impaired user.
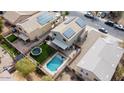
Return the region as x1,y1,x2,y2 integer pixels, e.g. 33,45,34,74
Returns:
98,28,108,34
114,24,124,31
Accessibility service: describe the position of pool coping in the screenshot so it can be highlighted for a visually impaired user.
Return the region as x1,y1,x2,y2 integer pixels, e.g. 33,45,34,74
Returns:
42,52,69,76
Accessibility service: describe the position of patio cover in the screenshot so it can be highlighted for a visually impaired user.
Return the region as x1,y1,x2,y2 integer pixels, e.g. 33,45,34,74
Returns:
18,34,29,41
52,39,68,50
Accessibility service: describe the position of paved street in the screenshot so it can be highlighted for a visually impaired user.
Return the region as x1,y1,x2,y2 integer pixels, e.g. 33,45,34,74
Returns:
69,11,124,40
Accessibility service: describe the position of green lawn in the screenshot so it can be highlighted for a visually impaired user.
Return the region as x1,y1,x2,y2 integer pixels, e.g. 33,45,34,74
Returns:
1,39,20,57
6,34,17,42
30,43,56,64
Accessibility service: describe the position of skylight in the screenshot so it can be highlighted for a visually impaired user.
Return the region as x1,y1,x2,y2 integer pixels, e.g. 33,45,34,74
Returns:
75,18,86,28
63,28,75,39
64,17,75,24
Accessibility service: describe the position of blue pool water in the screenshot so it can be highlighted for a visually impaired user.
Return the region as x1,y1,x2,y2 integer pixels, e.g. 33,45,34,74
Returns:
47,54,65,72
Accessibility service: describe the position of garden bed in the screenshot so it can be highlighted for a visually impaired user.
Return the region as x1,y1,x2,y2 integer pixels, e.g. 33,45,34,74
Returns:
30,43,56,64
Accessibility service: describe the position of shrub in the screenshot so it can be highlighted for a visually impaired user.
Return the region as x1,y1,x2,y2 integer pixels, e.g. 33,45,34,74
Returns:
0,34,3,41
16,57,36,77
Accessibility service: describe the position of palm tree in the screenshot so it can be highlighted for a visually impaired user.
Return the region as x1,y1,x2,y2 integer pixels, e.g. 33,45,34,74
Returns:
109,11,123,22
60,11,69,21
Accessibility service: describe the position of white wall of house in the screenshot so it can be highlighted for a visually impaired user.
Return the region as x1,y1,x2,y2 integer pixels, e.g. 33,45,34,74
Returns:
68,28,85,45
16,25,29,36
52,31,66,43
75,66,100,81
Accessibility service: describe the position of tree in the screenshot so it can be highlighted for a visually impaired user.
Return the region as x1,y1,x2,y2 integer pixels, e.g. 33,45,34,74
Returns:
60,11,69,21
15,57,36,77
0,18,3,33
109,11,123,22
41,75,53,81
113,64,124,80
0,34,3,41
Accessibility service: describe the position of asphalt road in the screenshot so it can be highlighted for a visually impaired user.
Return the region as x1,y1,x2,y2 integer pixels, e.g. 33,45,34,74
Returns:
69,11,124,40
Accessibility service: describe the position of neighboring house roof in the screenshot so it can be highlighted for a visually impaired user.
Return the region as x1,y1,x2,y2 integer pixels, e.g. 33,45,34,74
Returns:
51,17,86,41
3,11,38,24
16,11,58,34
77,37,124,81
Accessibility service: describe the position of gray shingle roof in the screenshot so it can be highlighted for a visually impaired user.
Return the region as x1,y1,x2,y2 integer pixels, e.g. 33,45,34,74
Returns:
77,38,124,81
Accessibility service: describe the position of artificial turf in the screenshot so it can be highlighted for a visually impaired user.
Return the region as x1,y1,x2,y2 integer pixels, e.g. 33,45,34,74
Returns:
6,34,17,42
30,43,56,64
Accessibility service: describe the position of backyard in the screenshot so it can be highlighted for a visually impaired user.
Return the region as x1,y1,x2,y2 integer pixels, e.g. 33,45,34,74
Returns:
30,43,56,64
0,39,20,57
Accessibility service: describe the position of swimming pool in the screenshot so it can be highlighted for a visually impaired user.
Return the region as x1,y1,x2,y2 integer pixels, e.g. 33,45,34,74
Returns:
46,54,65,72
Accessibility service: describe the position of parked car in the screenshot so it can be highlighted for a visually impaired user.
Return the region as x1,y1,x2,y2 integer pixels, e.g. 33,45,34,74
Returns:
104,20,114,27
98,28,108,34
84,12,94,19
114,24,124,31
0,11,3,14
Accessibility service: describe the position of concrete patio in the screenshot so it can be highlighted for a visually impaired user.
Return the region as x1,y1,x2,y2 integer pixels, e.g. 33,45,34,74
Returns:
10,31,50,55
0,47,13,68
0,47,14,81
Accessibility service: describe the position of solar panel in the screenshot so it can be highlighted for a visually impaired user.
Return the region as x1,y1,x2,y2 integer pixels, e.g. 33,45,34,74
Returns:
64,17,75,24
39,15,54,25
37,13,54,25
37,12,49,20
75,18,86,28
63,28,75,39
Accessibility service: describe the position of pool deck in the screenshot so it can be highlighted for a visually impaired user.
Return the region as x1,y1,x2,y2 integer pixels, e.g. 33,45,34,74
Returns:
42,52,70,78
